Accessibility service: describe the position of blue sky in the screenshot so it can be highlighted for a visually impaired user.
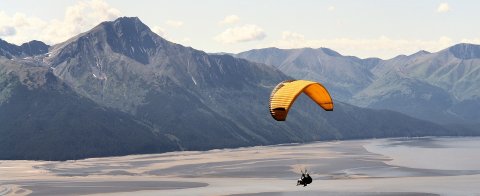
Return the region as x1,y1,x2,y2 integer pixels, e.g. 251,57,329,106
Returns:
0,0,478,59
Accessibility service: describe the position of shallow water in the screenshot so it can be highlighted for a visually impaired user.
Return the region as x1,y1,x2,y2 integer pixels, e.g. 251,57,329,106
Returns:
365,137,480,170
1,137,480,196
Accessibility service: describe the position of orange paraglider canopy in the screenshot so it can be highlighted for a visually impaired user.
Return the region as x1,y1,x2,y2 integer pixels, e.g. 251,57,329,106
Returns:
269,80,333,121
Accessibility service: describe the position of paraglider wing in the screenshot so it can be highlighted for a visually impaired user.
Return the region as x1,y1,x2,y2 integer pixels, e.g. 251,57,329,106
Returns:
269,80,333,121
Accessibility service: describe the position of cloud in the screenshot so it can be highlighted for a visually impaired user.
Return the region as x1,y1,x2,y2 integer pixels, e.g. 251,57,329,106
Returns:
215,24,266,44
437,3,450,13
166,20,184,27
180,37,191,45
269,31,457,59
281,31,305,41
328,6,335,11
460,38,480,44
151,26,192,46
0,0,121,45
219,15,240,25
167,37,192,46
152,26,166,37
182,37,191,42
0,26,16,37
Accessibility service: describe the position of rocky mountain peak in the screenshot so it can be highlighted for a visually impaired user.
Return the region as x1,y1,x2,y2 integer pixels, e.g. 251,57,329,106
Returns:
410,50,431,57
319,47,341,57
0,38,20,58
0,39,49,58
93,16,162,64
51,16,166,65
20,40,49,56
448,43,480,60
112,16,143,26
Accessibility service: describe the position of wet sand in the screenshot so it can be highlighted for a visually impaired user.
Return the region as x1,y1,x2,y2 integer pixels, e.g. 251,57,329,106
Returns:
1,137,480,196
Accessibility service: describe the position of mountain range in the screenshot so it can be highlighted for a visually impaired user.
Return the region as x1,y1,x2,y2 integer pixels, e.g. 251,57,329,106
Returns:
0,17,477,161
237,45,480,125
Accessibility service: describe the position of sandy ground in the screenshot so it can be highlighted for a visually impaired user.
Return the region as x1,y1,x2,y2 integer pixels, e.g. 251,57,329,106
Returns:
1,137,480,196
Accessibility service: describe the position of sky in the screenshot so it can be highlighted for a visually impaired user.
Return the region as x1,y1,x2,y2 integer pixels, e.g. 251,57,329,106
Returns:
0,0,479,59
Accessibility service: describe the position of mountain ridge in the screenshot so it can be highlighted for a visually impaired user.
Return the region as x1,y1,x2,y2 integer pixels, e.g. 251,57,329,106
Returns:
237,43,480,124
0,39,49,59
1,17,478,161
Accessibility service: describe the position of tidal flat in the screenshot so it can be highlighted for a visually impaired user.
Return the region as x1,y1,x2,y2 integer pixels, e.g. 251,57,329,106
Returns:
1,137,480,196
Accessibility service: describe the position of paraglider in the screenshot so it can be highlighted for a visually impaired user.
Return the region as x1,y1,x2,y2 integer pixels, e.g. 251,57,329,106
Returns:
269,80,332,186
269,80,333,121
297,169,313,187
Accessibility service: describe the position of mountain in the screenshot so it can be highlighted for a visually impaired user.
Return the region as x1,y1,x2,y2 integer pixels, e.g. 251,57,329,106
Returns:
0,39,49,58
237,47,376,101
0,57,177,160
44,17,294,150
237,45,480,124
352,71,458,123
0,17,475,161
360,43,480,124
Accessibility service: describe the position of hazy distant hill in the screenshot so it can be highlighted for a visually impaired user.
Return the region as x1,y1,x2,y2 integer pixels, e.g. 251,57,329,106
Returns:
0,17,474,161
236,47,376,101
361,44,480,124
237,45,480,125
